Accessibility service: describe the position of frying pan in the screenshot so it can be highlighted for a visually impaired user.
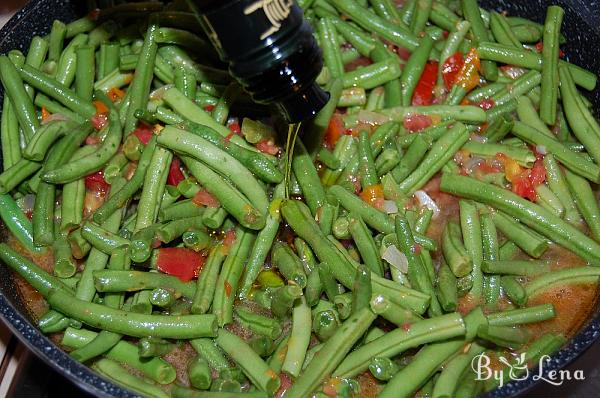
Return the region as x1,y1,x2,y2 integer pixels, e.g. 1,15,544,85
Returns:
0,1,599,397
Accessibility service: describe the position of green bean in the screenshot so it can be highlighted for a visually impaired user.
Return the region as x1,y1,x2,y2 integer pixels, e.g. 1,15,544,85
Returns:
1,98,21,170
182,156,265,230
0,195,39,253
81,221,130,254
282,297,311,377
429,2,460,31
516,96,553,137
535,184,565,218
490,211,549,258
122,24,158,136
544,154,582,225
343,57,402,90
499,275,527,306
216,329,279,394
461,0,498,81
334,312,465,378
97,43,119,81
348,214,384,276
526,267,600,298
338,87,367,108
392,137,429,185
94,270,195,299
382,104,486,124
318,17,345,79
564,170,600,240
48,288,218,338
75,45,95,102
331,19,376,57
163,88,252,150
329,0,419,51
401,35,433,106
559,64,600,166
493,70,542,106
181,120,282,184
156,216,205,243
442,220,473,278
133,147,171,232
0,56,39,140
92,359,169,398
19,63,96,118
271,243,307,288
396,215,441,315
410,0,433,34
539,6,564,125
22,120,76,162
159,126,267,212
0,243,76,296
0,158,41,195
459,201,484,300
477,42,596,90
285,306,377,398
334,292,354,320
436,262,458,312
400,122,470,194
43,105,121,184
482,259,551,277
512,121,600,182
368,357,399,381
440,174,600,262
372,294,423,326
499,240,520,261
488,304,556,326
213,227,256,326
489,12,521,47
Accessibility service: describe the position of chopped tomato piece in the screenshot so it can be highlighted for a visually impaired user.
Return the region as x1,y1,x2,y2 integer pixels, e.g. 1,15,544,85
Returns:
133,122,154,145
155,247,207,281
403,114,433,132
41,106,51,122
324,113,346,148
223,229,236,247
412,61,439,106
256,139,280,155
478,98,495,111
360,184,385,209
498,153,546,201
84,171,110,194
167,157,185,186
228,121,242,135
91,113,109,130
204,105,215,112
455,48,481,92
274,373,293,398
108,87,125,102
192,190,221,208
344,56,373,72
93,100,109,115
442,52,465,90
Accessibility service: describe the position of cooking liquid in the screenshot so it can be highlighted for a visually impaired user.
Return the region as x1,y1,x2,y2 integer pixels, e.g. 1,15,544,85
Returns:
284,123,302,199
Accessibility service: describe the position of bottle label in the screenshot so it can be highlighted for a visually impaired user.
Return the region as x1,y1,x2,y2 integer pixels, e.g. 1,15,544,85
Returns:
244,0,294,40
198,0,303,61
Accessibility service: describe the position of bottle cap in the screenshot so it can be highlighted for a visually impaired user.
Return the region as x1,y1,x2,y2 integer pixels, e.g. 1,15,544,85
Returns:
275,82,330,123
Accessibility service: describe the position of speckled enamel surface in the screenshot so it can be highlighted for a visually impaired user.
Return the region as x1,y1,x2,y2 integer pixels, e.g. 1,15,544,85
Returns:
0,1,599,397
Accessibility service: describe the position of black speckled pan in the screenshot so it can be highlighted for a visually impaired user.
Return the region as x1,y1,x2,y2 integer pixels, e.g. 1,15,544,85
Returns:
1,1,600,397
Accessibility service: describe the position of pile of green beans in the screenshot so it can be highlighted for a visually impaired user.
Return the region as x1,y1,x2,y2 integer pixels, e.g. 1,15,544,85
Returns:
1,0,599,397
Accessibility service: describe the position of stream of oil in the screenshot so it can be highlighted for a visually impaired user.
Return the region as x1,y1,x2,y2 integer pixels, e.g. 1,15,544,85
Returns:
284,122,302,199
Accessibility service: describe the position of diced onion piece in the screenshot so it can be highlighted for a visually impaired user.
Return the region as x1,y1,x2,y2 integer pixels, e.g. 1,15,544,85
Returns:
382,245,409,273
41,113,69,125
536,145,547,155
383,200,398,214
414,190,441,218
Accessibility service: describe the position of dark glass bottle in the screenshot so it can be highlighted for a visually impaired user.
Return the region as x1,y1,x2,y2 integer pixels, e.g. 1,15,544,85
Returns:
186,0,329,123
